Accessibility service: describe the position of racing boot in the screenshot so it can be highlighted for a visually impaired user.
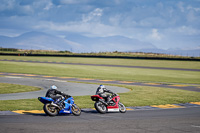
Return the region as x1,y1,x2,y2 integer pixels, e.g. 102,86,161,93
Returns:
53,98,61,106
99,99,108,106
106,96,112,105
57,101,64,108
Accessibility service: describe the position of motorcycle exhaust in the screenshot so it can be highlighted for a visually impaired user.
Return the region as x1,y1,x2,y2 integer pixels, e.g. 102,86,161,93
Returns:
51,102,62,110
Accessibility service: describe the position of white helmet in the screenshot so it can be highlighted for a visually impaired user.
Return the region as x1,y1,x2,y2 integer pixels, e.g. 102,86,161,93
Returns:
51,85,57,89
98,85,106,93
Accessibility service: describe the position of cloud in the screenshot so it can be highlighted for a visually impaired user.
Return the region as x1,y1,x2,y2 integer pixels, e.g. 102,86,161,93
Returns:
43,1,53,10
187,5,200,12
177,2,185,12
34,20,119,37
82,8,103,23
167,26,200,36
150,29,162,40
52,0,90,5
0,0,15,11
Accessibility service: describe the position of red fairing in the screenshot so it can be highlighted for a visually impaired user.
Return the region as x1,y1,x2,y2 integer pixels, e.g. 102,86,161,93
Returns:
91,95,103,101
112,96,120,103
107,96,120,109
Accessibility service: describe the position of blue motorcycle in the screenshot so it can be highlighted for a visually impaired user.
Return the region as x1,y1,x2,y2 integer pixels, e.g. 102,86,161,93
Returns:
38,96,81,116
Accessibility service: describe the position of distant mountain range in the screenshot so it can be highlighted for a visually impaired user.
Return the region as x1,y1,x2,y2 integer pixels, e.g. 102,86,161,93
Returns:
0,32,74,51
0,31,156,52
0,31,199,56
65,33,156,52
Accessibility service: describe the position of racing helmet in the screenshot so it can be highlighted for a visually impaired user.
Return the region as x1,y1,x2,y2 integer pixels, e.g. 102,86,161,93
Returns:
51,85,57,89
97,85,106,93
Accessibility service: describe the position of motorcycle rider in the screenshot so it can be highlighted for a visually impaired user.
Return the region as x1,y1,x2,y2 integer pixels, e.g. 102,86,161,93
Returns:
45,85,70,106
96,85,113,105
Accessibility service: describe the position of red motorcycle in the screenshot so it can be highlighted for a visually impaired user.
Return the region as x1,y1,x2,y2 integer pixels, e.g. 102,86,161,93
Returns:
91,93,126,114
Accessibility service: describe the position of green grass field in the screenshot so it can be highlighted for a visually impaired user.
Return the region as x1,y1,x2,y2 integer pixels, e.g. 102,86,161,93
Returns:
0,83,41,94
0,55,200,111
0,56,200,69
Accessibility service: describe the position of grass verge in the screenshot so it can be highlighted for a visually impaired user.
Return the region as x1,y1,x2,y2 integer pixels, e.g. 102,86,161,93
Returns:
0,85,200,111
0,61,200,84
0,83,41,94
0,56,200,69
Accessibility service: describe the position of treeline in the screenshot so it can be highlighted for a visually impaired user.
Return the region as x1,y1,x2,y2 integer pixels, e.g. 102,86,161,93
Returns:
0,47,199,61
0,47,71,53
0,47,18,52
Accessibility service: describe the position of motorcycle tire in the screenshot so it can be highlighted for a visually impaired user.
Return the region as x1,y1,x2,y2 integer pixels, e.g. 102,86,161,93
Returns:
118,102,126,113
95,101,107,114
43,103,59,116
71,104,81,116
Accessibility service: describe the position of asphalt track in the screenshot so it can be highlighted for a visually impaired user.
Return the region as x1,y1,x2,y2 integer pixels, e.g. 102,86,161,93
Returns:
1,107,200,133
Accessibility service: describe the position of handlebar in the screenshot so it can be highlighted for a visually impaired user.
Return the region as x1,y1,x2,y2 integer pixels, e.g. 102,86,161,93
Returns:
62,95,71,100
65,95,71,98
112,93,118,97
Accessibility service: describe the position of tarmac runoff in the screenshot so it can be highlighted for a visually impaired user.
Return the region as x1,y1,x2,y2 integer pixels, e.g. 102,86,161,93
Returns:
0,72,200,115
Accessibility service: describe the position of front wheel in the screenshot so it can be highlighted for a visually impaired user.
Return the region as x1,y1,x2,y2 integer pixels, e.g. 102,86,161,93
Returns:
118,102,126,113
43,103,59,116
71,104,81,116
95,101,107,114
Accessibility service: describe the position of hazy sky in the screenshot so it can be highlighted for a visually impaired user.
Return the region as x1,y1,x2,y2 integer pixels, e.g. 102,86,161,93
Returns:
0,0,200,50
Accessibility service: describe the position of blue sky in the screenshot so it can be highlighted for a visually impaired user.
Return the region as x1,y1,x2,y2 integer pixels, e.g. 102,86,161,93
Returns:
0,0,200,50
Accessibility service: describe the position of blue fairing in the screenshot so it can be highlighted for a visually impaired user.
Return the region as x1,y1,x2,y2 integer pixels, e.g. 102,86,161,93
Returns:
60,97,74,114
38,97,54,104
38,96,75,114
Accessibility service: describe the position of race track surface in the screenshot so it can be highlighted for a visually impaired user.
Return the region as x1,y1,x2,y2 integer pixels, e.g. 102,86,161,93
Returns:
1,107,200,133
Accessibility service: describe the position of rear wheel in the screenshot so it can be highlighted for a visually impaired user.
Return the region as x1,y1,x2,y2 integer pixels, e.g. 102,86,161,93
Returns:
43,103,59,116
71,104,81,116
95,101,107,114
118,102,126,113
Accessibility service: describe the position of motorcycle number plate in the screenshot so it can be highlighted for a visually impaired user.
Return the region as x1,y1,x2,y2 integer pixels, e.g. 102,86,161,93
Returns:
63,110,70,113
107,108,119,112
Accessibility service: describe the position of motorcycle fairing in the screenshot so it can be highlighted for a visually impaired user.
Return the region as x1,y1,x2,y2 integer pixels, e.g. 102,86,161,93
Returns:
59,109,71,114
60,97,74,113
107,96,120,112
91,95,103,101
66,97,75,104
38,96,75,114
38,97,54,104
